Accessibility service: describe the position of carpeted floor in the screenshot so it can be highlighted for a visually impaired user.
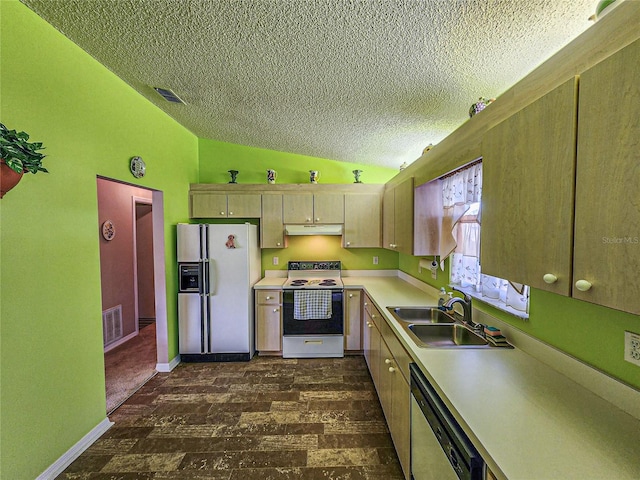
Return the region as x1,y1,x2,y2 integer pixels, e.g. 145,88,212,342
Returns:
104,323,158,414
58,356,404,479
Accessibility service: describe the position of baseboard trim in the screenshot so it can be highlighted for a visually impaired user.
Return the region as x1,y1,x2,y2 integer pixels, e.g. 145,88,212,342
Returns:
103,330,138,353
36,417,113,480
156,354,180,372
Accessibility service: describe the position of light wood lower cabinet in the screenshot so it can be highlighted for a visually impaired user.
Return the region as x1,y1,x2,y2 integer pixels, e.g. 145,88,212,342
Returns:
344,289,362,351
255,290,282,353
363,295,410,479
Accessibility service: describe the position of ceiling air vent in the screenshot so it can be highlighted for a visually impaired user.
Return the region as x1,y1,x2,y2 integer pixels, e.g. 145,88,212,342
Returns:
153,87,185,104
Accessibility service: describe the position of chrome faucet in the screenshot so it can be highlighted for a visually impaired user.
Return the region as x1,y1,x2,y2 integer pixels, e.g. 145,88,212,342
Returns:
443,288,476,329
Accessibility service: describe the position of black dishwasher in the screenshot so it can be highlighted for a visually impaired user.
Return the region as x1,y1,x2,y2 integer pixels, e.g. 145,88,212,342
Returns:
410,363,485,480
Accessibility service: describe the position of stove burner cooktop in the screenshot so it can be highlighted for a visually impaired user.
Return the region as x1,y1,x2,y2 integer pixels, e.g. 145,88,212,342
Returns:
283,261,343,289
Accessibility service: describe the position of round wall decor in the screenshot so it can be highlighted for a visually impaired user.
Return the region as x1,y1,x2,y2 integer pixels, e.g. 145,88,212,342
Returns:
101,220,116,241
130,156,146,178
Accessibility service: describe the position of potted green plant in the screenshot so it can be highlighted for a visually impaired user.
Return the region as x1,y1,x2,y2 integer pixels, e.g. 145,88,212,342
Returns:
0,122,47,198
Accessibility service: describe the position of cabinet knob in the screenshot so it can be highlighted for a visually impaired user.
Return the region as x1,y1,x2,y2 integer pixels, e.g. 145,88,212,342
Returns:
349,293,354,298
273,308,279,313
276,242,281,246
575,279,592,292
367,323,373,328
371,314,376,319
389,243,397,248
229,211,233,215
346,241,351,246
306,218,311,222
543,274,558,284
265,296,272,300
316,218,320,222
385,358,392,364
220,211,225,215
388,367,396,373
364,302,368,306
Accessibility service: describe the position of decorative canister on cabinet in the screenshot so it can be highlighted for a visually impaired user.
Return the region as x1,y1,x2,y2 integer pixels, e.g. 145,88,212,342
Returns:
267,169,277,184
309,170,320,184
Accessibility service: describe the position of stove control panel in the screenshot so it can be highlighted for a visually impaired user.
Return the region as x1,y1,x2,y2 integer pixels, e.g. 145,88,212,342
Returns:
288,261,341,271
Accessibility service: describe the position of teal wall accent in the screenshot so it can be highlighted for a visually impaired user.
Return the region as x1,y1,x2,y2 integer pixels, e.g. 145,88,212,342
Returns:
0,2,198,478
199,138,397,185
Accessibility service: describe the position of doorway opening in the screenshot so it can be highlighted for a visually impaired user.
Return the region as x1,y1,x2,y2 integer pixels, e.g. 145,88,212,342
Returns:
96,177,168,414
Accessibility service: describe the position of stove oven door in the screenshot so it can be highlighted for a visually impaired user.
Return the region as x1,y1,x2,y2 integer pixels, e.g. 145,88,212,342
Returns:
282,289,344,335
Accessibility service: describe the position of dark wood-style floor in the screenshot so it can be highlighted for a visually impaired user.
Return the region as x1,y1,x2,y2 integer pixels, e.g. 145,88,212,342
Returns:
57,356,404,479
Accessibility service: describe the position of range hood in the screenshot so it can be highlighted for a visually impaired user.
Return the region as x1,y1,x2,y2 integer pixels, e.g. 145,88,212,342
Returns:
284,224,343,236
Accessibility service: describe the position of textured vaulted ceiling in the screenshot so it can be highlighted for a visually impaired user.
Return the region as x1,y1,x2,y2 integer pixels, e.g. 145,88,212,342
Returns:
22,0,597,169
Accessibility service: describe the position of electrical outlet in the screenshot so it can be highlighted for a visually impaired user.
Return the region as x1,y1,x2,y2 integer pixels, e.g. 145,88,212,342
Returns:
273,256,279,266
373,256,379,265
624,331,640,367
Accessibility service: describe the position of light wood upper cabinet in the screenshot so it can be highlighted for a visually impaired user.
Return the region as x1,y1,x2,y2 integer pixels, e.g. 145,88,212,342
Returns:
482,39,640,315
191,192,261,218
573,39,640,314
413,179,442,256
481,78,578,295
283,193,344,224
383,177,414,255
344,193,382,248
261,194,284,248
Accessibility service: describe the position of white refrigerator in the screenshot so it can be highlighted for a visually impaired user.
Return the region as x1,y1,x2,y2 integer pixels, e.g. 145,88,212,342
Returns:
177,223,260,361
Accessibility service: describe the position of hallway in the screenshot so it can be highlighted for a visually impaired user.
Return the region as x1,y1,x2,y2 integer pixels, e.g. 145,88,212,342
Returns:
104,323,157,413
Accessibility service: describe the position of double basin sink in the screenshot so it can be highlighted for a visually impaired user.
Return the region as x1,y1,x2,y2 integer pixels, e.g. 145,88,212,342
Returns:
387,306,511,349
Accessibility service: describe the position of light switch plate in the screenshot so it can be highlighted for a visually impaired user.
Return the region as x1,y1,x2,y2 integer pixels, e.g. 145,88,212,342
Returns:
624,331,640,367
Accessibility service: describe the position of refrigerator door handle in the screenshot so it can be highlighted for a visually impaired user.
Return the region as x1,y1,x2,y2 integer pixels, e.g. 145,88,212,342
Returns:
208,259,217,296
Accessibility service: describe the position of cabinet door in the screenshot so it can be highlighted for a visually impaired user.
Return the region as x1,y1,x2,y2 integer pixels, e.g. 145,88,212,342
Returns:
344,290,362,350
481,78,578,295
261,194,285,248
314,193,344,224
227,194,262,218
344,193,381,248
191,193,228,218
382,187,395,249
283,194,314,223
256,304,282,351
394,177,414,255
256,290,282,352
362,299,373,371
414,179,442,256
574,39,640,314
390,372,410,479
378,338,393,422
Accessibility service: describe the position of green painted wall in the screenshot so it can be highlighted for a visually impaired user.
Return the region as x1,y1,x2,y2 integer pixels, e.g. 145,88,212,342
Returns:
0,2,198,479
262,236,398,272
199,138,396,185
199,138,399,273
399,253,640,389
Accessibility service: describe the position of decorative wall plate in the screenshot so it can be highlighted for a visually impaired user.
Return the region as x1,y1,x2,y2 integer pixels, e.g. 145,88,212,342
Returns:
101,220,116,241
130,156,146,178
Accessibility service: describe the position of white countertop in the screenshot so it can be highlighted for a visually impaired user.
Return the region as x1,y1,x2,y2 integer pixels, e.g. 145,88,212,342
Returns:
255,274,640,479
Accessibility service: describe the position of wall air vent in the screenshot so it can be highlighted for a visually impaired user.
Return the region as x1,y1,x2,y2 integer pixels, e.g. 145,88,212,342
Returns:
103,305,123,347
153,87,186,104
